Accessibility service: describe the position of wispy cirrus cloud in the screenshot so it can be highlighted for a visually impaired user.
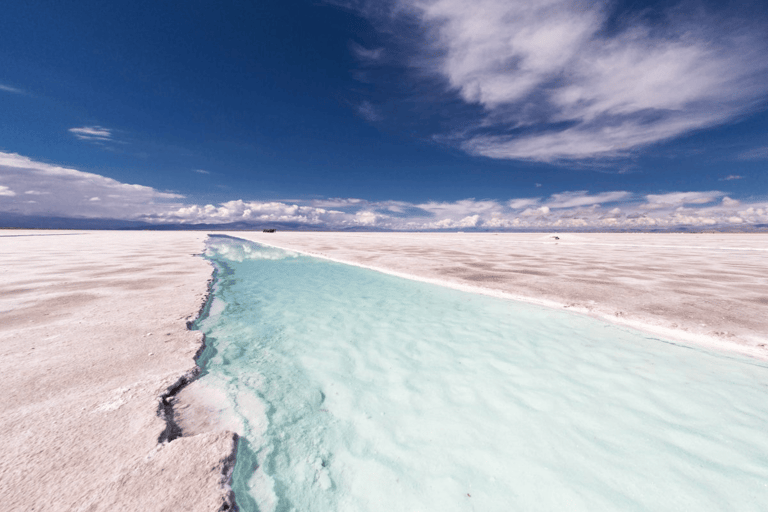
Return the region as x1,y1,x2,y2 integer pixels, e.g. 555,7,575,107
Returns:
357,101,382,122
69,126,114,143
545,191,631,209
340,0,768,162
0,83,25,95
508,198,540,210
305,197,366,208
350,42,384,62
641,191,724,209
738,146,768,161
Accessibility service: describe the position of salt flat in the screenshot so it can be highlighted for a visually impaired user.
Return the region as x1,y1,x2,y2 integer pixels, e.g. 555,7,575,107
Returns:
236,232,768,358
2,230,766,511
0,230,236,511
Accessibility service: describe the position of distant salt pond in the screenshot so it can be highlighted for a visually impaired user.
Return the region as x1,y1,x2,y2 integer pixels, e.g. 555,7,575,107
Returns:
193,236,768,511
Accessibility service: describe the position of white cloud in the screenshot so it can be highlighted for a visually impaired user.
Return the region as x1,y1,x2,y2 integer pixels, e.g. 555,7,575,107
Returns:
3,152,767,230
720,175,743,181
508,198,540,209
0,83,25,95
352,0,768,161
417,198,499,213
69,126,113,142
416,0,602,107
194,169,210,174
521,206,550,217
161,200,349,226
355,211,378,225
414,199,505,223
357,101,381,122
456,214,479,227
642,191,723,209
0,151,183,219
737,146,768,161
306,198,366,208
461,113,726,161
351,42,384,62
544,191,630,209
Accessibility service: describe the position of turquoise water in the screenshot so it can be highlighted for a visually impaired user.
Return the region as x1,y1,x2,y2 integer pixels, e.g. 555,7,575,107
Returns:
193,236,768,511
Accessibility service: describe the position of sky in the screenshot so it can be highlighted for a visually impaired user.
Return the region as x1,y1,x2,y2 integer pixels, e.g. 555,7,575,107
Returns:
1,0,768,230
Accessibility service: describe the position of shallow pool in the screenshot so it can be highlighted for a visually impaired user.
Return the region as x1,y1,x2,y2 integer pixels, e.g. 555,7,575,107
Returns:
192,235,768,511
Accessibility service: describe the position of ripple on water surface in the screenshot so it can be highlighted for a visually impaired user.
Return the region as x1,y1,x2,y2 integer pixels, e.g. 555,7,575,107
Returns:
192,236,768,512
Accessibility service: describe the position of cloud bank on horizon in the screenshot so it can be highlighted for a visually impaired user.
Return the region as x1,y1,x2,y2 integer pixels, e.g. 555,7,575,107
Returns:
346,0,768,161
1,152,765,230
0,152,184,220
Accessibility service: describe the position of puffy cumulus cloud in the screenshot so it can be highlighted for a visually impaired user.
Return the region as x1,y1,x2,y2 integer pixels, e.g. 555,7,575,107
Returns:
738,206,768,224
355,211,378,225
346,0,768,161
392,192,768,230
521,206,550,217
416,214,481,230
157,200,354,226
2,152,767,230
0,185,16,196
0,151,184,219
157,200,412,228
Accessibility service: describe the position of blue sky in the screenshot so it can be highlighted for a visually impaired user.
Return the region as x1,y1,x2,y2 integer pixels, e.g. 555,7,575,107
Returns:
1,0,768,230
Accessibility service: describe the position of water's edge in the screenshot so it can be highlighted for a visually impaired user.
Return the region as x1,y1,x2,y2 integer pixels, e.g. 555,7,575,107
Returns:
196,234,768,511
246,235,768,361
154,245,240,511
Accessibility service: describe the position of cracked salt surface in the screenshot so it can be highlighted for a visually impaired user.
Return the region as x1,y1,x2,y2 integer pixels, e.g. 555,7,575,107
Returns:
194,236,768,511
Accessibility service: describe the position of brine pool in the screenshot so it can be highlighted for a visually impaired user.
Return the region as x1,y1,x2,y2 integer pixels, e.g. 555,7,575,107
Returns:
192,235,768,511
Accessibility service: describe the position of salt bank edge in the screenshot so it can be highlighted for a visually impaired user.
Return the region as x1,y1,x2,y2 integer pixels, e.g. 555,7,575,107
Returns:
228,232,768,361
